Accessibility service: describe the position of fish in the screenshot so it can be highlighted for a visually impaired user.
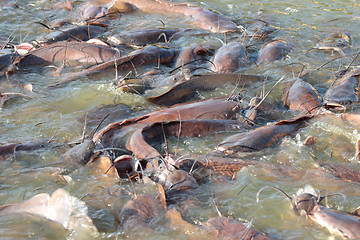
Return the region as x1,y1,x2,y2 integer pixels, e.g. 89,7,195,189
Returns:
126,119,250,160
217,115,312,153
0,140,46,161
118,194,166,232
210,42,247,73
0,189,98,235
257,186,360,239
203,216,271,240
283,78,322,114
147,73,264,106
95,98,242,146
14,41,121,68
324,67,360,107
114,0,238,33
51,45,174,87
257,39,292,63
315,30,351,52
111,29,181,47
37,24,107,44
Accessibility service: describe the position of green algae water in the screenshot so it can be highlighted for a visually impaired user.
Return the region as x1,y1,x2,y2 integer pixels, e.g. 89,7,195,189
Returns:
1,0,360,239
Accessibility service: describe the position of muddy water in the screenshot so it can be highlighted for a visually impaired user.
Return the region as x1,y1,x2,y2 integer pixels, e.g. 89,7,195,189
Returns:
1,0,360,239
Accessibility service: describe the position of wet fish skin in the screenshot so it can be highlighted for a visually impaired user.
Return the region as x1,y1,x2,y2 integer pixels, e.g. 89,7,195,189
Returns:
115,0,237,33
0,141,46,161
283,78,322,114
257,39,292,63
217,115,312,153
204,216,271,240
14,41,121,68
118,194,166,231
56,45,174,84
113,29,180,47
210,42,247,73
324,67,360,107
63,139,96,165
38,25,107,44
294,193,360,239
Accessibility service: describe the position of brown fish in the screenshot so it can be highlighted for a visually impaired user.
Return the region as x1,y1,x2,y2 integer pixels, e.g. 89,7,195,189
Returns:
257,39,291,63
0,141,46,161
147,73,264,106
315,30,351,51
210,42,247,73
246,19,274,39
38,24,107,44
324,67,360,107
283,78,322,114
95,98,242,145
217,115,312,153
127,119,250,160
52,45,174,86
63,139,97,165
14,41,120,68
52,0,73,11
203,216,271,240
175,155,259,179
118,194,166,232
112,29,181,47
258,186,360,239
175,45,209,70
0,53,14,77
248,97,282,121
0,189,97,233
114,0,237,33
79,3,107,22
320,164,360,184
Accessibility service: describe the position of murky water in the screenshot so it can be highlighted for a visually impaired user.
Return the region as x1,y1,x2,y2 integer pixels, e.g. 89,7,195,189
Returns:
1,0,360,239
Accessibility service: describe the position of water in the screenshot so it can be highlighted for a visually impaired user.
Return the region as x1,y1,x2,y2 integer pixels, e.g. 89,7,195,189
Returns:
1,0,360,239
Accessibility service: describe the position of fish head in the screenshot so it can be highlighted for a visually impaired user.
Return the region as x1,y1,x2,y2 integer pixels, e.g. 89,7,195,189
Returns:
293,193,318,214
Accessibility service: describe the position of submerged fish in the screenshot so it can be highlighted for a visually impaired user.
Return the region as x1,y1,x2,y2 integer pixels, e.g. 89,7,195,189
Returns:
0,189,98,236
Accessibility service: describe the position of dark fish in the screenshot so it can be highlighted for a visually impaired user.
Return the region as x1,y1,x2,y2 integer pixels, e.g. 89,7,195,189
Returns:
118,194,166,231
324,67,360,107
0,53,14,77
204,216,271,240
257,39,291,63
258,186,360,239
217,115,312,153
175,155,259,178
127,119,250,160
175,45,209,70
38,24,107,44
115,0,237,33
14,41,121,68
147,73,264,106
79,3,107,22
51,0,73,11
156,169,200,218
283,78,322,114
247,97,282,121
63,139,97,165
315,30,351,51
210,42,247,73
0,141,46,161
53,45,174,86
246,19,274,39
93,98,242,168
112,29,180,47
113,155,139,178
84,103,132,129
320,164,360,184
